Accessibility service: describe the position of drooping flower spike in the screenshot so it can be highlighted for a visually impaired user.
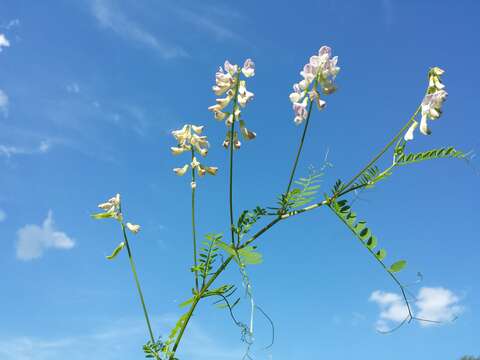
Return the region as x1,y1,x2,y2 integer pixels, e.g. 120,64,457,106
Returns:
208,59,257,148
404,67,448,141
289,46,340,125
171,124,218,188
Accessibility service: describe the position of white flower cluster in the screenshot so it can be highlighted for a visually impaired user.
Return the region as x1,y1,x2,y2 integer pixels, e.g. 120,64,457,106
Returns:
289,46,340,125
95,193,141,234
208,59,256,149
171,124,209,157
171,124,217,188
404,67,448,141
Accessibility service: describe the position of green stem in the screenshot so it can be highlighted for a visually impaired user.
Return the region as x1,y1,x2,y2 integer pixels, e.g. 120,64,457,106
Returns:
169,257,234,360
341,105,421,193
121,224,159,359
285,100,315,197
228,73,241,245
191,149,199,291
169,296,200,359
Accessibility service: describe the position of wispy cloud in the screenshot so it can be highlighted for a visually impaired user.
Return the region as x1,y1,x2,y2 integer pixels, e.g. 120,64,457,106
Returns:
370,287,463,331
15,210,75,261
91,0,187,59
0,140,51,158
0,33,10,51
66,82,80,94
0,88,8,116
1,19,20,30
176,7,240,41
0,315,243,360
0,209,6,222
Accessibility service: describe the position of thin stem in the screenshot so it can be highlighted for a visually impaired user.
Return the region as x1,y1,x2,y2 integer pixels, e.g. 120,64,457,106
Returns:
228,73,241,245
169,257,234,360
121,224,158,358
229,120,236,244
285,100,315,196
341,106,421,193
169,296,200,359
191,149,199,291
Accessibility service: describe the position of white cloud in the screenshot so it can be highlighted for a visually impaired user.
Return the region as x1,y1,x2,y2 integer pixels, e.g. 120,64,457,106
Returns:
0,209,6,222
66,82,80,94
0,315,244,360
0,88,8,116
0,33,10,51
416,287,463,325
15,210,75,261
91,0,187,59
370,287,463,331
369,290,409,331
0,141,52,158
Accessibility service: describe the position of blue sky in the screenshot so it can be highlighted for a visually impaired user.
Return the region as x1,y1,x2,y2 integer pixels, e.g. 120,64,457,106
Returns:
1,0,479,359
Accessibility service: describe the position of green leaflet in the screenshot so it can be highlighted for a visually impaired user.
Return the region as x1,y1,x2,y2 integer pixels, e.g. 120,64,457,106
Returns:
178,297,194,308
389,260,407,273
274,168,326,213
236,207,267,240
330,199,406,274
375,249,387,261
217,241,263,266
106,242,125,260
91,212,114,219
197,233,222,282
143,338,164,359
395,146,466,166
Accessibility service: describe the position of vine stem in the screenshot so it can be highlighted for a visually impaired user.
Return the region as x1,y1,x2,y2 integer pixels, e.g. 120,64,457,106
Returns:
191,149,199,291
341,105,421,193
285,99,315,196
121,223,159,360
228,72,241,246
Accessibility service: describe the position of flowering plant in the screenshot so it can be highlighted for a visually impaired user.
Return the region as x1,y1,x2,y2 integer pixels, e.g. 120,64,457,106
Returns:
91,46,468,360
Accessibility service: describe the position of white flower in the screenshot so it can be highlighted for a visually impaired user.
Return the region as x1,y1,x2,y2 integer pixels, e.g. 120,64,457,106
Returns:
191,125,204,134
224,60,239,75
126,222,141,234
239,120,256,140
289,45,340,123
171,146,187,155
205,166,218,175
95,193,122,221
223,131,241,149
191,156,200,168
404,121,419,141
237,81,254,108
214,111,227,121
293,97,309,125
171,124,209,156
420,90,448,135
242,59,255,77
173,164,189,176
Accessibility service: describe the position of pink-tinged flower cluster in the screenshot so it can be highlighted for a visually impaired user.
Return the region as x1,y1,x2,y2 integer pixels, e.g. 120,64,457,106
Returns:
404,67,448,141
289,46,340,125
208,59,256,149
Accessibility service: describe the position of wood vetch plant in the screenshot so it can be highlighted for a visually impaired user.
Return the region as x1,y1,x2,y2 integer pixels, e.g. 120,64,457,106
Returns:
91,46,469,359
